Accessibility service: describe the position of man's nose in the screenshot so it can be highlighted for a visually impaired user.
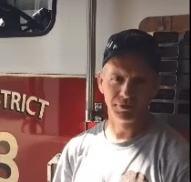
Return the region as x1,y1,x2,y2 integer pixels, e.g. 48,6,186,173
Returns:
120,81,135,98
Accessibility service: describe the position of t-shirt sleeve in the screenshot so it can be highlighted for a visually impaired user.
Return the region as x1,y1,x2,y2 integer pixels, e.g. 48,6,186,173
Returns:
52,143,73,182
159,126,190,182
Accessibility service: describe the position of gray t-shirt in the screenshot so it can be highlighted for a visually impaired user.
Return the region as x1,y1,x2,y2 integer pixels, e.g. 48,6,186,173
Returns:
53,118,189,182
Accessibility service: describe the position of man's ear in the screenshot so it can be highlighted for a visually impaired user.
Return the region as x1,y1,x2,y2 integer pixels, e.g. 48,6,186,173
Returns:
97,71,104,94
151,75,160,98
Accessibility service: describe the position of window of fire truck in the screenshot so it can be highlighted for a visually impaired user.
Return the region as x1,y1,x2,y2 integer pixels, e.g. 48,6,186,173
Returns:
0,0,57,37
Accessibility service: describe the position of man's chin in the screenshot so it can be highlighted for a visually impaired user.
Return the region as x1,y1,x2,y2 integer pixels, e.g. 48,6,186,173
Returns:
115,111,135,123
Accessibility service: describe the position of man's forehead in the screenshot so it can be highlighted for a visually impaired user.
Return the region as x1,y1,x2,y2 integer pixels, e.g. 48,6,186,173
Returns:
102,55,152,76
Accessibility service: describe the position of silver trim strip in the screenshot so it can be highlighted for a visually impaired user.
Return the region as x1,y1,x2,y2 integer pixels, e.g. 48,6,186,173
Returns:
0,73,86,78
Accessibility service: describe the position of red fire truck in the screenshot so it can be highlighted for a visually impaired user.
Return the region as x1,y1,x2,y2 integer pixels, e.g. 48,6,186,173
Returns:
0,0,189,181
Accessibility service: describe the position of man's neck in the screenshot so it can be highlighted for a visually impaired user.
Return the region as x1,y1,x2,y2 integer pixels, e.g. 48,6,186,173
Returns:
104,112,152,143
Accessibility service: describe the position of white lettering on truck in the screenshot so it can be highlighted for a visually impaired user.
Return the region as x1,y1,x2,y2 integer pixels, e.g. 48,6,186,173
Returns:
0,89,49,119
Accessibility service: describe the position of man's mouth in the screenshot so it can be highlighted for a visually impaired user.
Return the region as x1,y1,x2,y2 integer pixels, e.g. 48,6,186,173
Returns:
114,104,135,111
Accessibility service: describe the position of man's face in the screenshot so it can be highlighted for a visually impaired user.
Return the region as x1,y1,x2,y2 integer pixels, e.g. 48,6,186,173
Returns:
98,53,160,123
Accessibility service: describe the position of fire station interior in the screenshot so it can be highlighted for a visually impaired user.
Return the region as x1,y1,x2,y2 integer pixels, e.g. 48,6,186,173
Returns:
0,0,190,182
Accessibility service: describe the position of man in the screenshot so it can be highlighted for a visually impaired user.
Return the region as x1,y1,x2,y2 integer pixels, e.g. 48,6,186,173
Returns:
53,29,189,182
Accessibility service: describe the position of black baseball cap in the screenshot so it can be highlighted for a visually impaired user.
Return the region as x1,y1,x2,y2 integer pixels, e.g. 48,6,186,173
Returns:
103,29,161,73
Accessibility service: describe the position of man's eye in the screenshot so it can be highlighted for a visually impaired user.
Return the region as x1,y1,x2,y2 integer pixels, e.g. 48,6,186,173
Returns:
112,76,123,82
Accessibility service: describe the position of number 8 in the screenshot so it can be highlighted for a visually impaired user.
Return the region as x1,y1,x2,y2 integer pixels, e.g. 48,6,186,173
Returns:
0,132,19,182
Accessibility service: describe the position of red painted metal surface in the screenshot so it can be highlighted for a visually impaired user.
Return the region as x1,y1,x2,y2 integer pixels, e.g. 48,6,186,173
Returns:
0,75,104,182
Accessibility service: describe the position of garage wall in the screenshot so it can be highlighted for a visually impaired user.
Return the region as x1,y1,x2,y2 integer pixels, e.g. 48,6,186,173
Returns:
0,0,189,74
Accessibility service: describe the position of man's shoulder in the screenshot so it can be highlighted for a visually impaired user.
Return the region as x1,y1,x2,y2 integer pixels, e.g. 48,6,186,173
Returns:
74,121,104,141
64,122,104,153
151,118,190,180
152,118,189,166
153,119,188,145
